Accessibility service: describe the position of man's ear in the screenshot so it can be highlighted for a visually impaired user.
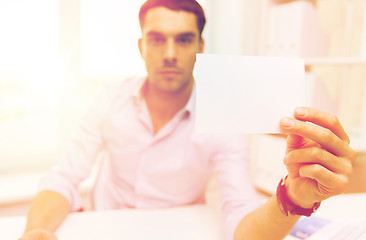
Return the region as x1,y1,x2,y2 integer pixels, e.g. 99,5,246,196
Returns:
198,38,205,53
138,38,144,58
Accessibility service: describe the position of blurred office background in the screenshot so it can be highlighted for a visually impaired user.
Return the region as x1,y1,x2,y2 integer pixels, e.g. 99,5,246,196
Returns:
1,0,366,216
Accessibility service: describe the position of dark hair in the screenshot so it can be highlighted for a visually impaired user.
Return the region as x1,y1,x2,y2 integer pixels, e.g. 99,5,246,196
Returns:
139,0,206,37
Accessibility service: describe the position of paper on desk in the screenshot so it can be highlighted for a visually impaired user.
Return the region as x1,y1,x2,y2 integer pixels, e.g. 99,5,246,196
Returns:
194,54,306,134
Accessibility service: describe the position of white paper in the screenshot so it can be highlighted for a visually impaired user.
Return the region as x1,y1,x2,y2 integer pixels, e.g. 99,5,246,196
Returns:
194,54,306,134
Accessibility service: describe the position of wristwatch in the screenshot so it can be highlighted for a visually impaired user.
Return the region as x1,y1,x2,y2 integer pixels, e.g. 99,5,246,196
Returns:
276,176,321,217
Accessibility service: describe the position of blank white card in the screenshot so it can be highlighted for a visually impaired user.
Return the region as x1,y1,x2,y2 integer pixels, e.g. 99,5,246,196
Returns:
194,54,306,134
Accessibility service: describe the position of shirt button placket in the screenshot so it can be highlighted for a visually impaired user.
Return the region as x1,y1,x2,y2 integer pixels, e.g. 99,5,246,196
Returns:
135,140,153,208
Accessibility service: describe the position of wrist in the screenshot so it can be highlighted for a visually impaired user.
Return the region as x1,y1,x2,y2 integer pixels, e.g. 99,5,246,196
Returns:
276,176,320,217
285,179,315,209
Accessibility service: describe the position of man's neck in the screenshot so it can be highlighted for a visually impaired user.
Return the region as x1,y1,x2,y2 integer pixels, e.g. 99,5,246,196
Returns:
143,78,194,133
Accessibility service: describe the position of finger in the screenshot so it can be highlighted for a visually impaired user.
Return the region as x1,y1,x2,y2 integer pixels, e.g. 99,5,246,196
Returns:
285,160,301,178
285,147,353,175
299,164,349,195
293,107,350,144
280,117,352,157
286,133,319,151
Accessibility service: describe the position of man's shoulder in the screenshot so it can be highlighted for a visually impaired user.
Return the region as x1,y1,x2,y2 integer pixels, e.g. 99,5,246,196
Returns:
106,76,145,92
102,76,145,98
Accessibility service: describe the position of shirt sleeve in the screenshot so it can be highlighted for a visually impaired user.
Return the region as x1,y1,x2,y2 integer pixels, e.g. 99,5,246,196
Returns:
211,134,262,240
39,83,113,211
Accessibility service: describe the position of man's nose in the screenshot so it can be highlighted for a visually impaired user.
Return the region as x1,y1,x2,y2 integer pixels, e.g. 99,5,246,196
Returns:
163,39,177,63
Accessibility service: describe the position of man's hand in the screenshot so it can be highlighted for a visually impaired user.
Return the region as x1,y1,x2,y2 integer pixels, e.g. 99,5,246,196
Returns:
19,229,57,240
280,107,356,208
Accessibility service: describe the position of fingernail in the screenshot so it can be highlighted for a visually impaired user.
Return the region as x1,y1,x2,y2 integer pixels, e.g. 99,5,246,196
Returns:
281,117,295,128
296,107,308,117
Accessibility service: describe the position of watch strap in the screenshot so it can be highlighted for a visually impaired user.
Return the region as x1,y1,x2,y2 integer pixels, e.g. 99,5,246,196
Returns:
276,176,321,217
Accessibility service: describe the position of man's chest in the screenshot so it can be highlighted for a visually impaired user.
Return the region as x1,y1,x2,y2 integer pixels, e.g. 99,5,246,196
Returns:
100,104,215,177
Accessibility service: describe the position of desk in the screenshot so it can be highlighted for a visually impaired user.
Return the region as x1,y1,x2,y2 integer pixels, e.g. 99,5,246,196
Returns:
2,194,366,240
285,193,366,240
0,205,221,240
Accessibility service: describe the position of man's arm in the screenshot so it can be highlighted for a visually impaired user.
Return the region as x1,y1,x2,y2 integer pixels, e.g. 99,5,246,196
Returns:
20,191,71,240
235,107,356,240
235,195,299,239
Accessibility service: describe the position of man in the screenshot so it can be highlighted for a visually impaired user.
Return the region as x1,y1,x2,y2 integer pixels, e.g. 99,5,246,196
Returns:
20,0,356,239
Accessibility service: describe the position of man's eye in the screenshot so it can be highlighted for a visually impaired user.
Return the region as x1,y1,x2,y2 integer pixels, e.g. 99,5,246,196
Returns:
177,37,193,45
149,37,165,44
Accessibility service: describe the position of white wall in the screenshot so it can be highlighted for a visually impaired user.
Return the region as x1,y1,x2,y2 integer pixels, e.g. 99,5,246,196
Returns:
204,0,261,55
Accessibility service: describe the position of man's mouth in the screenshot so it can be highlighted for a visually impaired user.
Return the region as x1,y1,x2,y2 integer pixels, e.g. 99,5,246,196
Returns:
159,69,181,77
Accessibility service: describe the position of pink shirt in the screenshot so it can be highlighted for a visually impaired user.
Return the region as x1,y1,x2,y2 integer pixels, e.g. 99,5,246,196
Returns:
40,77,260,239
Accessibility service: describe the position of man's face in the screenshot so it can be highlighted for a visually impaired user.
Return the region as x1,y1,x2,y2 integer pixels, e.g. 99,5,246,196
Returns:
139,7,204,93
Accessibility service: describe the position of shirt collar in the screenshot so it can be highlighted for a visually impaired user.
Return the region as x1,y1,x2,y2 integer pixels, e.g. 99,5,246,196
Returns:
131,77,147,106
132,77,196,118
184,82,195,117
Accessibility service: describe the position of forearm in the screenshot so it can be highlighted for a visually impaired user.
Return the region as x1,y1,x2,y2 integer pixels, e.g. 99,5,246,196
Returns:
234,195,300,240
24,190,71,234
